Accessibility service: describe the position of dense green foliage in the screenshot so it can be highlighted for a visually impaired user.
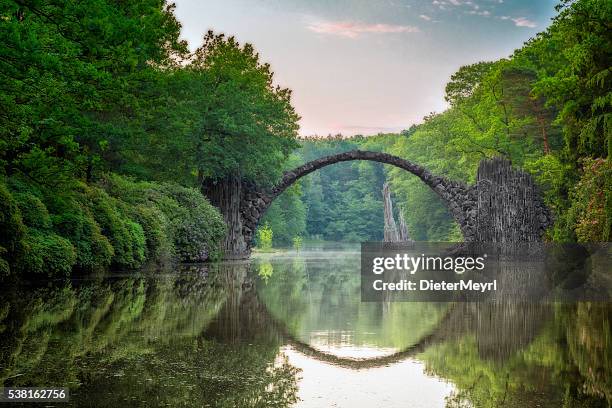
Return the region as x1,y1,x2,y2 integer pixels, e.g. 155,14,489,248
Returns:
121,31,300,186
259,136,387,246
0,0,187,183
0,1,300,275
188,33,300,185
101,175,227,262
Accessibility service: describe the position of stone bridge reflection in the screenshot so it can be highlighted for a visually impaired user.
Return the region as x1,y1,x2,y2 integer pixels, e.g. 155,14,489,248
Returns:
210,260,554,370
1,260,608,406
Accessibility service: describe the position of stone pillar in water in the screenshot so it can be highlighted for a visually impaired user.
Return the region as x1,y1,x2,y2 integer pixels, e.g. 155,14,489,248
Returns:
383,183,400,242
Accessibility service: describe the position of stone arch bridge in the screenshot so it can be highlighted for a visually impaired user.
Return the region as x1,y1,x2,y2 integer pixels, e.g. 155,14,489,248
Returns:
202,150,551,258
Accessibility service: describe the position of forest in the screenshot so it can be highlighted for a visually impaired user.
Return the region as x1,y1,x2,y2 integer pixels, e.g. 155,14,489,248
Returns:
0,0,610,276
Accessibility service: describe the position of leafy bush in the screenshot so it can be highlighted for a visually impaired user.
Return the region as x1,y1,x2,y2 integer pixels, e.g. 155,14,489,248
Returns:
84,187,146,269
292,236,302,252
131,204,173,263
159,183,226,262
20,230,77,277
1,173,226,278
257,223,274,251
99,174,176,262
49,191,114,271
569,158,611,242
13,192,51,230
101,174,226,262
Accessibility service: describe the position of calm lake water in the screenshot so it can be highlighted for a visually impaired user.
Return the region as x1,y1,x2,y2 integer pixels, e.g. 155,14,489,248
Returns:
1,243,610,407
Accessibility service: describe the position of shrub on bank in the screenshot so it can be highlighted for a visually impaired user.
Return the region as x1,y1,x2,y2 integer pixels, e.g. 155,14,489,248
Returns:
130,204,173,263
159,183,227,262
102,174,226,262
20,230,77,277
0,174,226,278
13,192,51,230
569,158,611,242
49,195,115,271
83,186,146,269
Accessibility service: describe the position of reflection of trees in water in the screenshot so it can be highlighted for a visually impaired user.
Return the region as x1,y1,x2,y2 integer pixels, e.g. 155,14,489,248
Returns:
256,255,449,350
563,303,611,405
439,303,552,362
0,263,300,407
256,256,610,407
421,302,611,408
205,262,281,344
1,256,609,408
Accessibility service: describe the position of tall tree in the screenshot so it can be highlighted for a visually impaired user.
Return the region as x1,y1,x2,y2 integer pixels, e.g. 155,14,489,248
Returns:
190,32,300,187
533,0,611,160
0,0,187,183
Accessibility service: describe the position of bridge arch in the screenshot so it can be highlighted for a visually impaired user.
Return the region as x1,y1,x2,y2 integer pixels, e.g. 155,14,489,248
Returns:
206,152,551,258
239,150,478,251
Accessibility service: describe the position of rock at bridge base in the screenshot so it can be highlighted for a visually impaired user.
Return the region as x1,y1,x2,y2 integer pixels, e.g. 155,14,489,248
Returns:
201,176,251,258
474,157,552,242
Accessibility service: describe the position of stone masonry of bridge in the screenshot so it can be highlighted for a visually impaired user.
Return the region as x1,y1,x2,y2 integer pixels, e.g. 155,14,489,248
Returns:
204,150,552,258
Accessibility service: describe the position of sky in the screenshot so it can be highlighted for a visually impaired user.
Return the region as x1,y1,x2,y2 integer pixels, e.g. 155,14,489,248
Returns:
173,0,559,136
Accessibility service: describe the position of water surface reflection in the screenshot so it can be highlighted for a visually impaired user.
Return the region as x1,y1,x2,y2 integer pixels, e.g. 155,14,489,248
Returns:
0,243,609,407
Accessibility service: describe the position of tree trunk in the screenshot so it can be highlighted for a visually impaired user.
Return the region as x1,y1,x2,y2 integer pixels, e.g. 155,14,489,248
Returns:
538,116,551,154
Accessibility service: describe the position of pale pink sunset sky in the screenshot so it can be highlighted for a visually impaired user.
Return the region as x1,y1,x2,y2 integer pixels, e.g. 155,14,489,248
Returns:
174,0,557,136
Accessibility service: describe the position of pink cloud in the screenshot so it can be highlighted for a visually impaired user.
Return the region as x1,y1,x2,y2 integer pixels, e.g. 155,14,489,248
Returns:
512,17,536,28
307,21,420,38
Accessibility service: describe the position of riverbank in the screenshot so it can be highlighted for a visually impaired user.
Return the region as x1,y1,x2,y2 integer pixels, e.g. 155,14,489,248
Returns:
0,174,226,278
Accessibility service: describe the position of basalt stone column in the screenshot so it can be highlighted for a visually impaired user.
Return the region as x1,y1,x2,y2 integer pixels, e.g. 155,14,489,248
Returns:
202,176,249,258
239,183,272,253
475,157,551,242
431,178,478,242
